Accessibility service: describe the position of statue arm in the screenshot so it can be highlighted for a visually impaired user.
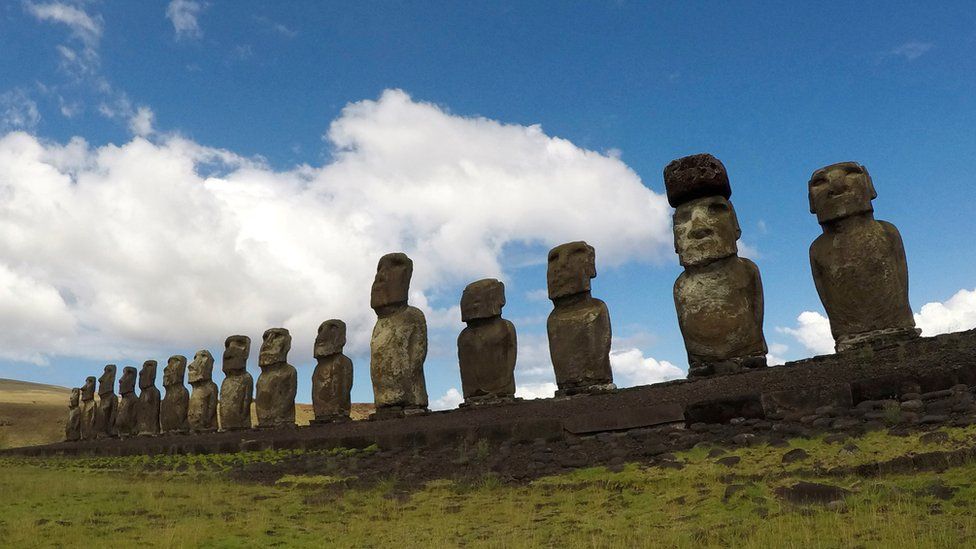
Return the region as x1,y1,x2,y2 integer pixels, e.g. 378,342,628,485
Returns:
879,220,911,295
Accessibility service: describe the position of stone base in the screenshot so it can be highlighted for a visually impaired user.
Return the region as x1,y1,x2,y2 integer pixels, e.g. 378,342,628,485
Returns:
836,327,922,353
370,405,429,421
309,415,352,426
555,382,616,397
459,395,520,408
255,423,296,430
688,354,767,378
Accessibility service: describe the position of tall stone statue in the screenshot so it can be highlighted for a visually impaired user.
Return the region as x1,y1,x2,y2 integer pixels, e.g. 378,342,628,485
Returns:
369,253,429,417
808,162,919,352
137,360,160,436
546,241,615,395
220,335,253,431
457,278,517,405
94,364,118,438
160,355,190,434
79,376,97,440
664,153,768,377
115,366,139,438
65,388,81,442
311,320,354,423
255,328,297,428
187,350,218,432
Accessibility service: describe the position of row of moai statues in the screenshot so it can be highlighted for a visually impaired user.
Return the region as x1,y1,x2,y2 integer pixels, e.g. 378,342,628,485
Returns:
65,153,919,439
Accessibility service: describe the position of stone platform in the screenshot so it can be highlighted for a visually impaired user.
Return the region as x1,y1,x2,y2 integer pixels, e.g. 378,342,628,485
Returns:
6,328,975,458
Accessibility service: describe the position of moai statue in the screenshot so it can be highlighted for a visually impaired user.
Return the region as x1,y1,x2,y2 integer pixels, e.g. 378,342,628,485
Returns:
219,335,253,431
65,388,81,442
137,360,160,436
79,376,97,440
187,350,218,432
457,279,517,405
311,320,354,423
160,355,190,434
115,366,139,438
369,253,429,417
546,242,615,395
255,328,297,428
94,364,118,438
808,162,919,352
664,153,768,377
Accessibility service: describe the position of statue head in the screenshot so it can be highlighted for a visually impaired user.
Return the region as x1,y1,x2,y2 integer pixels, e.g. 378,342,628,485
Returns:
163,355,187,387
119,366,137,395
808,162,876,224
81,376,96,400
187,350,214,384
222,335,251,373
259,328,291,367
98,364,117,395
69,388,80,408
139,360,157,390
672,195,741,267
461,278,506,322
547,241,596,300
663,153,732,208
314,320,346,359
371,252,413,310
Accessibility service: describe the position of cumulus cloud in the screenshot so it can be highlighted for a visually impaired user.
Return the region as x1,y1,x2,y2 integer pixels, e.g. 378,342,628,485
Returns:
777,311,834,356
915,288,976,336
0,89,672,366
430,387,463,410
166,0,204,40
0,90,41,132
609,348,684,387
128,106,155,137
515,382,558,400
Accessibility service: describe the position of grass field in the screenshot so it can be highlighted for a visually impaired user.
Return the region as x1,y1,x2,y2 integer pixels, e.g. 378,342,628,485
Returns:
2,427,975,547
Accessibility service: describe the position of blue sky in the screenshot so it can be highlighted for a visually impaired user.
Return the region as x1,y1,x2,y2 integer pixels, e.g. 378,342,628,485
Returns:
1,1,975,408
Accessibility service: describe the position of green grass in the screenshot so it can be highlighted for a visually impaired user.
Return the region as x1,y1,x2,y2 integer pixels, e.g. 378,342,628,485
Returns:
2,428,976,547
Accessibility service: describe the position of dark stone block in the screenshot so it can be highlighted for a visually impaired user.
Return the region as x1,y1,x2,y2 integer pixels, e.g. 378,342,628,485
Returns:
563,403,684,434
761,384,852,420
852,374,916,403
685,394,764,425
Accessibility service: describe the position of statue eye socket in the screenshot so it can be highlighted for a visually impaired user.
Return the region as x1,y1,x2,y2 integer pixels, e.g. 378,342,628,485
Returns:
708,203,728,213
810,177,826,186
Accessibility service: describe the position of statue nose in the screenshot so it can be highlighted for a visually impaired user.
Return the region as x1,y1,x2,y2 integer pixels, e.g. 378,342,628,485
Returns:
690,227,712,239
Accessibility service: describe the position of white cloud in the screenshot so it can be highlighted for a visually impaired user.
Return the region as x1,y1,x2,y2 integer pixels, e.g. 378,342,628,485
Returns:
166,0,204,40
0,89,673,366
430,387,463,410
27,1,102,75
915,288,976,336
524,288,548,302
767,342,789,366
609,348,684,387
128,106,155,137
0,90,41,132
777,311,834,356
515,382,557,400
889,41,935,61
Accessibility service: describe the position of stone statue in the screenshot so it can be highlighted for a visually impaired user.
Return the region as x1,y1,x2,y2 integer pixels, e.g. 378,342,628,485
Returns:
187,350,218,432
94,364,118,438
219,335,253,431
115,366,139,438
255,328,297,428
137,360,160,436
546,241,615,395
311,320,354,423
65,388,81,442
457,278,517,404
160,355,190,434
808,162,919,352
369,252,429,417
665,153,768,377
79,376,97,440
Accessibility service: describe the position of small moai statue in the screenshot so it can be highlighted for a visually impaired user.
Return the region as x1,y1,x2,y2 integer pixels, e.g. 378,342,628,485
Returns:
219,335,254,431
160,355,190,434
808,162,920,352
187,350,218,432
311,320,354,424
664,153,768,377
65,388,81,442
79,376,97,440
94,364,118,438
137,360,160,436
457,278,517,405
255,328,298,428
115,366,139,438
546,241,615,395
369,253,429,418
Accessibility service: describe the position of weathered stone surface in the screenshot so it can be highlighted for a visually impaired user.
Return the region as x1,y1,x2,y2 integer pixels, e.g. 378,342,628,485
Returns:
563,403,684,434
370,253,429,414
115,366,139,438
79,376,97,440
65,388,81,442
685,394,764,425
219,335,253,431
808,162,919,352
256,328,297,428
312,320,353,423
160,355,189,434
546,241,614,395
761,384,853,420
187,350,218,432
666,154,767,378
458,279,516,404
94,364,118,438
136,360,160,436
